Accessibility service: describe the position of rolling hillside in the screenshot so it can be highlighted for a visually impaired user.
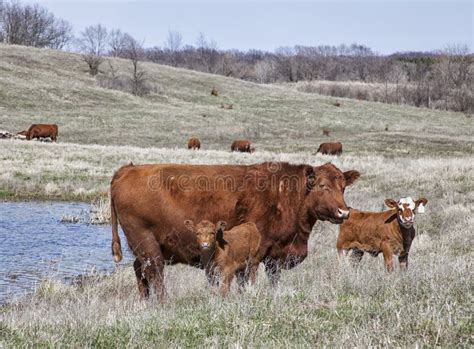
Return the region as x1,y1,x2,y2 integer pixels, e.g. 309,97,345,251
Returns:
0,44,472,156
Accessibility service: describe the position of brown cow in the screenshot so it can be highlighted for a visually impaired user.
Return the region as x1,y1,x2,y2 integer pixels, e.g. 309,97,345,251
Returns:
211,88,219,96
26,124,58,142
333,102,341,107
337,197,428,272
187,137,201,150
184,220,262,296
110,162,360,300
322,129,330,137
231,139,251,153
317,142,342,156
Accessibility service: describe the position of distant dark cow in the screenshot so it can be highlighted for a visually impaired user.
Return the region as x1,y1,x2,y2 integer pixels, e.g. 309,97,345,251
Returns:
317,142,342,156
337,197,428,272
187,137,201,150
231,139,251,153
110,162,360,300
26,124,58,142
211,88,219,96
333,102,341,107
322,129,330,137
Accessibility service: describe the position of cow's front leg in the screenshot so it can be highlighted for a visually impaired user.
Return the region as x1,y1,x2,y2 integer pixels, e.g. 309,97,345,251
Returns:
263,257,281,287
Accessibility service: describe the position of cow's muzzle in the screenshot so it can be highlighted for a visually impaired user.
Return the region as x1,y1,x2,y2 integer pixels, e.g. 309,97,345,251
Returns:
336,208,350,219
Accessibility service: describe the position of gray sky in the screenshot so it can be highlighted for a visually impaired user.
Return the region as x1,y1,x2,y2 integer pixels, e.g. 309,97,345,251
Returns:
25,0,473,53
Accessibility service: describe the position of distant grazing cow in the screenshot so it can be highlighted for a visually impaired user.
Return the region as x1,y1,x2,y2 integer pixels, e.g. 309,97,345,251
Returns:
231,139,251,152
187,137,201,150
26,124,58,142
333,102,341,107
221,103,233,110
211,88,219,96
317,142,342,156
337,197,428,272
322,129,330,137
184,220,262,296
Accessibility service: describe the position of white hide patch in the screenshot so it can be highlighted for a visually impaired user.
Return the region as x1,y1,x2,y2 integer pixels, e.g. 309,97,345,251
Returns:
399,197,415,211
417,203,425,213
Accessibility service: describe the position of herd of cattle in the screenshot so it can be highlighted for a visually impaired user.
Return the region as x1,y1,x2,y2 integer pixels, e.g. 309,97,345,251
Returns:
188,136,342,155
3,118,427,299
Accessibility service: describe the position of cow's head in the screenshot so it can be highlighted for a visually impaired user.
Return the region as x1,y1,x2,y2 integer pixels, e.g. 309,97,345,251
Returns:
385,197,428,228
305,163,360,224
184,220,228,250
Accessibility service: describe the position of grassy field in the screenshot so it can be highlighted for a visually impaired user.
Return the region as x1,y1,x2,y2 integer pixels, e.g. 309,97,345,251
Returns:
0,45,473,347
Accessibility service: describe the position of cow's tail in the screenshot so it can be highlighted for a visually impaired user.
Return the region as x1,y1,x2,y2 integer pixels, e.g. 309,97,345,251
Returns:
111,196,123,263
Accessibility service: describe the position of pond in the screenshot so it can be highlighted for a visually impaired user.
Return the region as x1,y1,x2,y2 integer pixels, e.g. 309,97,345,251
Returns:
0,201,132,304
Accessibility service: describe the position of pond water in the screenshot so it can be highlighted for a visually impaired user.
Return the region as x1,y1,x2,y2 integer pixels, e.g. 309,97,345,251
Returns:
0,201,132,304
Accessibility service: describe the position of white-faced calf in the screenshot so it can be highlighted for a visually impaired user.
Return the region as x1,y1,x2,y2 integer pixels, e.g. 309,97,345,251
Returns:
336,197,428,272
184,220,262,296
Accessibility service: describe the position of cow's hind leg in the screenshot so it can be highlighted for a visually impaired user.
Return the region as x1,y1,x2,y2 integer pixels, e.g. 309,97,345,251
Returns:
133,258,149,299
263,257,281,287
137,240,166,302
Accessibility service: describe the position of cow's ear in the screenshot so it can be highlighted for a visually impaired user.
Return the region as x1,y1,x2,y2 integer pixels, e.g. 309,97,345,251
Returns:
344,170,360,186
384,199,398,208
184,220,195,232
215,221,228,248
305,167,316,190
415,198,428,213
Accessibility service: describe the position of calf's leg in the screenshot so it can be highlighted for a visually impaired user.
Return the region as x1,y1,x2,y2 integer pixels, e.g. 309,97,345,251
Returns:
398,253,409,271
381,243,394,273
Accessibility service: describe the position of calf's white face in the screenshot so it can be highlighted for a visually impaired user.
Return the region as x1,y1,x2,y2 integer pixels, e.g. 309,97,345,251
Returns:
385,197,428,228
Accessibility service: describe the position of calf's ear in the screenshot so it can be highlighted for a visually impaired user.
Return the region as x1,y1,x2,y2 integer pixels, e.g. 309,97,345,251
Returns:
385,199,398,208
344,170,360,186
184,220,195,232
215,221,228,248
415,198,428,213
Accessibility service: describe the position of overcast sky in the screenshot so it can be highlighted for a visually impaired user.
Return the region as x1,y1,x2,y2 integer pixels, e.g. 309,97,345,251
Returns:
23,0,473,53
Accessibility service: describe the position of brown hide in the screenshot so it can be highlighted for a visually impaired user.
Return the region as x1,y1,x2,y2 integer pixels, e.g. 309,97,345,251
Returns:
317,142,342,155
26,124,58,142
231,140,251,152
337,208,416,271
187,137,201,150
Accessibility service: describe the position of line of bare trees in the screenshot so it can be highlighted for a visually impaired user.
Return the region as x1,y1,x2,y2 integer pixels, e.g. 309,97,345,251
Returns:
0,0,72,49
1,0,472,112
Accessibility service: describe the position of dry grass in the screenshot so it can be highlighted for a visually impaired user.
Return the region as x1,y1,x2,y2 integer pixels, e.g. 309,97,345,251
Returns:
0,45,472,347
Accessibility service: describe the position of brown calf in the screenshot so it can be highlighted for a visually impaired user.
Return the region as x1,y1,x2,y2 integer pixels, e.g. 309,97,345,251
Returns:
187,137,201,150
322,129,330,137
231,139,251,152
26,124,58,142
211,88,219,96
337,197,428,272
185,220,262,296
317,142,342,156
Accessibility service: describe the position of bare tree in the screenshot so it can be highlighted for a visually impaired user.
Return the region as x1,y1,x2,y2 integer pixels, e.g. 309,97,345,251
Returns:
108,29,130,57
124,37,148,96
164,30,183,66
78,24,108,75
0,0,72,48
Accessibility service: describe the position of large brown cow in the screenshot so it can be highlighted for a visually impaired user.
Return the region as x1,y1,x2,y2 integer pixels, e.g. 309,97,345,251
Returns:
337,197,428,272
26,124,58,142
110,162,360,300
187,137,201,150
317,142,342,156
231,139,251,152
